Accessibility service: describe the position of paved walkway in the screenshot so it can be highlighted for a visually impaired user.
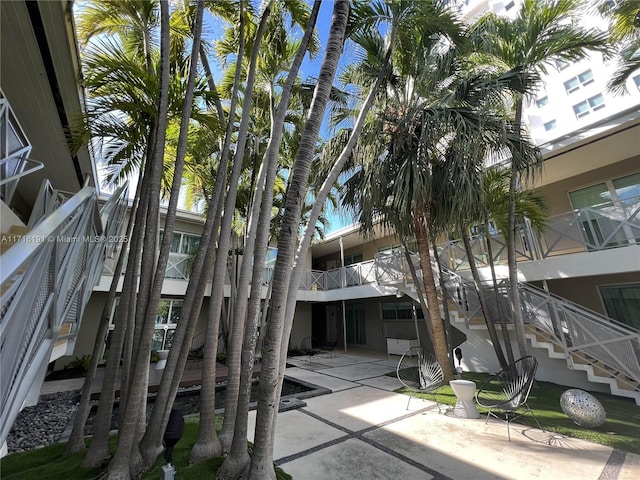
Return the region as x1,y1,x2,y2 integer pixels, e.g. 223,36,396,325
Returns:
249,353,640,480
41,352,640,479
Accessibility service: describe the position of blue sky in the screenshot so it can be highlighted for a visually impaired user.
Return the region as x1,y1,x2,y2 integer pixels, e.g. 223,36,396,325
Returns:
204,1,357,233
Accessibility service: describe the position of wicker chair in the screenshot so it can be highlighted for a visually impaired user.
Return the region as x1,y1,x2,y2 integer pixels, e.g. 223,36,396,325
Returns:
475,356,543,440
396,347,445,411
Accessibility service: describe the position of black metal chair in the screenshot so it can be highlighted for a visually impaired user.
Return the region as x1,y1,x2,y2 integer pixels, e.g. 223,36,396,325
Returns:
396,346,445,411
475,356,543,440
318,334,338,357
299,336,321,360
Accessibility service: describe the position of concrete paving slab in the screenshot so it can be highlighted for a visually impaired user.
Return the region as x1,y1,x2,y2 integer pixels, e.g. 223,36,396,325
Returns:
302,385,431,432
370,358,401,369
40,379,84,395
302,354,384,368
319,362,396,381
278,437,434,480
620,452,640,480
246,409,347,461
366,409,616,480
284,367,359,392
356,375,403,392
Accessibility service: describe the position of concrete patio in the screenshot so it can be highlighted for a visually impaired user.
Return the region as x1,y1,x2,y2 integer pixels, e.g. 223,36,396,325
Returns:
40,351,640,479
249,352,640,480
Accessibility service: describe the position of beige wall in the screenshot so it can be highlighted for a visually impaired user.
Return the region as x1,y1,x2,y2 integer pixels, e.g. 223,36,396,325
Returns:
532,272,639,317
539,157,639,217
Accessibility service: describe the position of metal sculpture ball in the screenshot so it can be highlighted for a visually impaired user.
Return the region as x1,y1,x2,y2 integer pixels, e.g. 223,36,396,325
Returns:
560,389,606,428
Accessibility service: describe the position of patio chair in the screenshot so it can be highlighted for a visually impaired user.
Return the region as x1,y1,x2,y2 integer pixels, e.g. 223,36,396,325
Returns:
475,356,543,440
318,334,338,357
299,336,321,360
396,346,445,411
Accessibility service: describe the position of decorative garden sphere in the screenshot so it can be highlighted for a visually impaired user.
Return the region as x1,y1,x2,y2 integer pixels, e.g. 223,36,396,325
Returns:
560,389,606,428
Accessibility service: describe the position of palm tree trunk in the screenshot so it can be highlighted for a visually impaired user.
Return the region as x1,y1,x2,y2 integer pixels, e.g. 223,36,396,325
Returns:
217,3,321,477
216,2,272,454
188,1,247,462
82,172,150,469
413,209,454,381
278,45,393,381
430,236,455,373
460,223,508,369
105,2,171,477
402,244,435,344
484,221,515,364
248,3,349,478
64,181,141,456
507,99,529,358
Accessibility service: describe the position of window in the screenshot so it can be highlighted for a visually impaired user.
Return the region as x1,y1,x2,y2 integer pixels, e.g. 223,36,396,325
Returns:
161,230,201,279
153,299,183,350
573,94,605,118
555,59,570,71
105,298,183,356
505,1,515,10
564,70,594,94
569,172,640,249
599,284,640,330
544,119,557,131
381,300,423,321
344,252,363,266
536,96,549,108
633,75,640,90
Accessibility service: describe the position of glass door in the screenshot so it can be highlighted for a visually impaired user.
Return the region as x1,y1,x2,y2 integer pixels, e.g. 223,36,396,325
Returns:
345,303,366,345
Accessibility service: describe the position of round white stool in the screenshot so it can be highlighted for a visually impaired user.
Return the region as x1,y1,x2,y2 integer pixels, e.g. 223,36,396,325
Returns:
449,379,480,419
155,349,169,369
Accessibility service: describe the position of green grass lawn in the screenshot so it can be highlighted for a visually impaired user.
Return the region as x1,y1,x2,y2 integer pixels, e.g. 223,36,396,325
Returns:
1,416,292,480
396,372,640,455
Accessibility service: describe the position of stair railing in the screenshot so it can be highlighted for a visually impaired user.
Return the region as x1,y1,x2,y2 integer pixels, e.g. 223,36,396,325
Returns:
0,182,129,446
373,246,640,387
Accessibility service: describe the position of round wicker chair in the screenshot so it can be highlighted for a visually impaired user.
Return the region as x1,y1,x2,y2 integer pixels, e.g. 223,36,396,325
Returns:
396,346,445,411
475,356,543,440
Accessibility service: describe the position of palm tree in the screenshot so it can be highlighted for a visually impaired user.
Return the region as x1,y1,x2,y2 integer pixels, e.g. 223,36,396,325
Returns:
248,2,349,478
597,0,640,93
469,0,608,358
103,1,173,477
278,0,464,396
217,3,322,476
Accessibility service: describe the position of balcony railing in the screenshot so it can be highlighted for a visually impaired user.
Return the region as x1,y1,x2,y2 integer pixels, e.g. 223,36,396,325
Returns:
438,197,640,272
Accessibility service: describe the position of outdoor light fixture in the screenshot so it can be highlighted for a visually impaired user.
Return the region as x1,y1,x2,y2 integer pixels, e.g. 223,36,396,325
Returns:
454,347,463,379
161,409,185,480
395,289,403,298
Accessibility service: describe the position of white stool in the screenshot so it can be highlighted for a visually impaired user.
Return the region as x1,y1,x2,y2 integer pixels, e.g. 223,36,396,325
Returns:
449,379,480,419
155,349,169,369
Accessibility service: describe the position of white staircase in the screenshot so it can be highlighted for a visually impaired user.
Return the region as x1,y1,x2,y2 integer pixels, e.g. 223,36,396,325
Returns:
0,183,128,448
374,247,640,405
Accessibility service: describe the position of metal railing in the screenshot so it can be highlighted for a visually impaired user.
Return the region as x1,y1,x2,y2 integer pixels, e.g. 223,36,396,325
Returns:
0,183,128,446
437,197,640,272
375,246,640,389
0,95,43,205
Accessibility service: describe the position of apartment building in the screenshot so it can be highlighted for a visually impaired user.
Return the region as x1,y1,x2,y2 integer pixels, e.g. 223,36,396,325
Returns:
1,0,638,453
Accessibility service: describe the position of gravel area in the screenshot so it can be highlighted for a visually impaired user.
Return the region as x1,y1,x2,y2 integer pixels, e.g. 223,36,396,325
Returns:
6,379,314,454
6,390,80,454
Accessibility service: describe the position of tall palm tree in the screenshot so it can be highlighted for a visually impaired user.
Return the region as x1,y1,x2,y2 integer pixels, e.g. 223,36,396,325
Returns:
278,0,464,396
217,3,322,476
469,0,608,358
104,1,172,478
248,3,349,478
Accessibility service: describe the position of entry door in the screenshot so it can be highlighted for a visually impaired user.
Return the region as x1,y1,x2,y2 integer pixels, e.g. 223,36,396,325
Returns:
346,303,366,345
